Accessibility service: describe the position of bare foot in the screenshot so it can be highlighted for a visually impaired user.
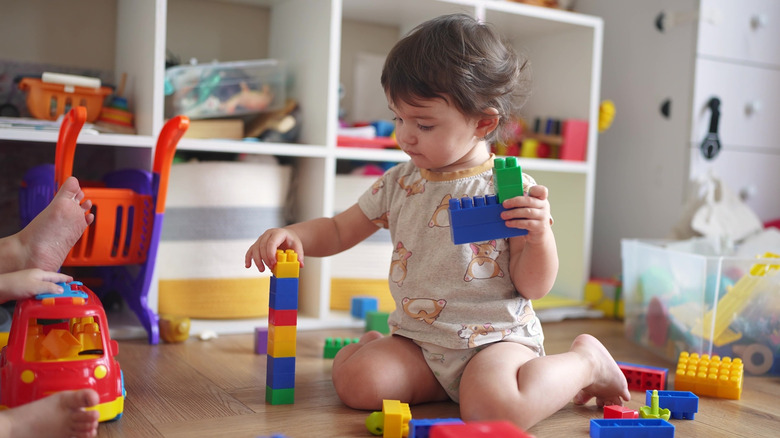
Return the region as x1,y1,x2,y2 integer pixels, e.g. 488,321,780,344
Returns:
0,389,100,438
570,334,630,407
12,176,94,273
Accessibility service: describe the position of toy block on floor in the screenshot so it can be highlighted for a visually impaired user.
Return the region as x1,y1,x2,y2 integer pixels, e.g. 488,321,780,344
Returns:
492,157,525,202
617,361,667,391
266,356,295,389
639,390,670,420
366,311,390,334
448,195,527,245
647,390,698,420
323,337,359,359
408,418,464,438
430,421,532,438
675,351,743,400
265,386,294,405
382,399,412,438
255,326,268,355
603,405,638,419
351,296,379,319
589,419,674,438
272,249,300,278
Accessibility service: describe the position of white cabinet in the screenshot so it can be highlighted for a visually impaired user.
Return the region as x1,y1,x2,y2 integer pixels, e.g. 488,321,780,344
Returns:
577,0,780,278
0,0,603,333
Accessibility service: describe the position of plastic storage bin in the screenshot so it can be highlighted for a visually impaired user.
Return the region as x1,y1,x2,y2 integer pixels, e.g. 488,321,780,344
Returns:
165,59,286,119
621,239,780,376
18,77,112,122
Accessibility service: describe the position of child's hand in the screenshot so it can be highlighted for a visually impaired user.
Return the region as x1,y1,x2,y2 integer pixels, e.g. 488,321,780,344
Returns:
0,269,73,302
244,228,304,273
500,184,553,245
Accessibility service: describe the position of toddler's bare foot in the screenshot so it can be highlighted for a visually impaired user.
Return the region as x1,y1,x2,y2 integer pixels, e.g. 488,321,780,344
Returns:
570,334,630,407
0,389,100,438
15,176,94,273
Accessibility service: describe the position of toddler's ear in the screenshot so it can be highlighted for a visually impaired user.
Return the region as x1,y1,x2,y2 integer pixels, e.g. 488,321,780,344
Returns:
475,108,500,138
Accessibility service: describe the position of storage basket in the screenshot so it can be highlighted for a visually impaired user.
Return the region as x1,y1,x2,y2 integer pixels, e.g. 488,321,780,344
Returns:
19,77,112,122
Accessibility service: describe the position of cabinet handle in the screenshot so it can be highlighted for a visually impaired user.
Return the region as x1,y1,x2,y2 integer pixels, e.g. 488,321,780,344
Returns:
751,14,768,30
745,100,762,116
700,97,721,160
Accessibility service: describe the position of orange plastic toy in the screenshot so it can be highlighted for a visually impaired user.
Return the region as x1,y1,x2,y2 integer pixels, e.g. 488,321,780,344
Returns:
18,77,112,122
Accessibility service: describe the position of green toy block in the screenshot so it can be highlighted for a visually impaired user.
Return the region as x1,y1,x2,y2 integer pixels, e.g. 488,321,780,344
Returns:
323,337,360,359
265,386,295,405
493,157,524,202
365,311,390,334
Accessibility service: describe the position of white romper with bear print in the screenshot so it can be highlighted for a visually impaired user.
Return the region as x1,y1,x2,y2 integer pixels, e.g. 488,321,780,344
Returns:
357,155,546,358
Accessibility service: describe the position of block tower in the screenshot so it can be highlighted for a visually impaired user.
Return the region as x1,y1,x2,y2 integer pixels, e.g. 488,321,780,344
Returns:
265,249,300,405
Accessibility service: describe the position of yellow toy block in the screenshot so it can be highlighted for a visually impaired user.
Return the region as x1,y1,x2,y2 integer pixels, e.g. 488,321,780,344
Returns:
272,249,300,278
269,324,297,342
675,352,743,400
382,399,412,438
268,337,296,357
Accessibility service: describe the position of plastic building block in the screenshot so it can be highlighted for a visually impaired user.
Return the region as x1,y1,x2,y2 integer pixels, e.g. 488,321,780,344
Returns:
560,119,588,161
408,419,464,438
382,399,412,438
639,390,671,420
584,277,623,319
589,419,674,438
272,249,300,278
366,311,391,334
265,386,294,405
266,356,295,389
430,421,532,438
267,337,296,358
268,308,297,326
674,352,743,400
647,390,698,420
604,405,638,419
448,195,528,245
617,361,667,391
269,324,296,342
351,296,379,319
492,157,524,202
269,279,299,310
255,327,268,355
323,337,359,359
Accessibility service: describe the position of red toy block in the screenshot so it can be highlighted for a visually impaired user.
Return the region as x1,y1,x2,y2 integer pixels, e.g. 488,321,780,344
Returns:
617,361,667,391
560,119,588,161
268,308,297,326
604,405,639,419
430,421,532,438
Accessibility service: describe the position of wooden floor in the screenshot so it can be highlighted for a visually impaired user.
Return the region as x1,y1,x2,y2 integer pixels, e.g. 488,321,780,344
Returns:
97,319,779,438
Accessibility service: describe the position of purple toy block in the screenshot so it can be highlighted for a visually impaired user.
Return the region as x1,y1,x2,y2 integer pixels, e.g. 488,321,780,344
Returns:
255,326,268,355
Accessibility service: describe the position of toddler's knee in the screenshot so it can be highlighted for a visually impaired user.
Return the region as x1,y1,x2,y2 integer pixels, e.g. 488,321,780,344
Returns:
332,361,383,410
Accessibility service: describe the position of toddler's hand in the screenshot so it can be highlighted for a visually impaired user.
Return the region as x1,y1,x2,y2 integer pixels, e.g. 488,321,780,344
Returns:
500,184,553,245
244,228,304,273
0,269,73,302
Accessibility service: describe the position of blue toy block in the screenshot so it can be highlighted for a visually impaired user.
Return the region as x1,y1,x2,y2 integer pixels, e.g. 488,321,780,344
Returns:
270,276,299,296
269,277,299,310
266,356,295,389
448,195,527,245
408,418,464,438
647,390,698,420
493,157,524,202
350,296,379,319
589,419,674,438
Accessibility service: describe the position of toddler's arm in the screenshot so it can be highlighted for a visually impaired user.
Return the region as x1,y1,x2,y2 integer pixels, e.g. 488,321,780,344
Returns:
245,203,379,272
0,269,73,303
500,184,559,300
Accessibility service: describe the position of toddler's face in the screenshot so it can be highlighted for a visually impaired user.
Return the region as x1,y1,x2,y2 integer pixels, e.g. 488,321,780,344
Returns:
387,94,490,172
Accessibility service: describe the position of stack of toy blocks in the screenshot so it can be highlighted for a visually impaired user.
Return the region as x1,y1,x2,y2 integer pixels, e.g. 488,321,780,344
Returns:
675,351,743,400
265,249,300,405
448,157,528,245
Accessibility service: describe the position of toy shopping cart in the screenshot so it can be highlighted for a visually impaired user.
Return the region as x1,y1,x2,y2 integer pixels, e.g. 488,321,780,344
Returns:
54,106,189,344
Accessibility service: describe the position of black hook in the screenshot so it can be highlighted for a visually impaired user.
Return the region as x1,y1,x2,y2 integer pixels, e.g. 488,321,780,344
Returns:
700,97,721,160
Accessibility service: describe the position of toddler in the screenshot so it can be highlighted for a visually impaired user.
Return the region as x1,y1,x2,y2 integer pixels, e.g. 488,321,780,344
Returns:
245,13,629,430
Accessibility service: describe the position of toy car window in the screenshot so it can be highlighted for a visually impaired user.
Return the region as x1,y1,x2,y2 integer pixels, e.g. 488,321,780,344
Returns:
23,316,105,362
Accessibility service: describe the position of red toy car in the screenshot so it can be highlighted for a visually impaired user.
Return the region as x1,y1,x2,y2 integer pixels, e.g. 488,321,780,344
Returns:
0,281,125,421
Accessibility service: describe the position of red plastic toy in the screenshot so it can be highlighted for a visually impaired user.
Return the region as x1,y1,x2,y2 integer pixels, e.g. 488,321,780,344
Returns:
0,281,125,422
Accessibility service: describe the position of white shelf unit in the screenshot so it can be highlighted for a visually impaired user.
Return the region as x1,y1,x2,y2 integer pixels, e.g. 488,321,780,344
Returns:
0,0,602,334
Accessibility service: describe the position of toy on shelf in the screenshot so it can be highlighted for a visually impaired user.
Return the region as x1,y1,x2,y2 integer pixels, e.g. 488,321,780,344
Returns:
639,390,671,420
18,72,112,122
265,249,300,405
447,157,528,245
95,72,135,135
351,296,379,319
589,419,674,438
647,390,698,420
674,351,743,400
366,310,391,334
366,399,412,438
47,106,189,345
0,281,125,422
